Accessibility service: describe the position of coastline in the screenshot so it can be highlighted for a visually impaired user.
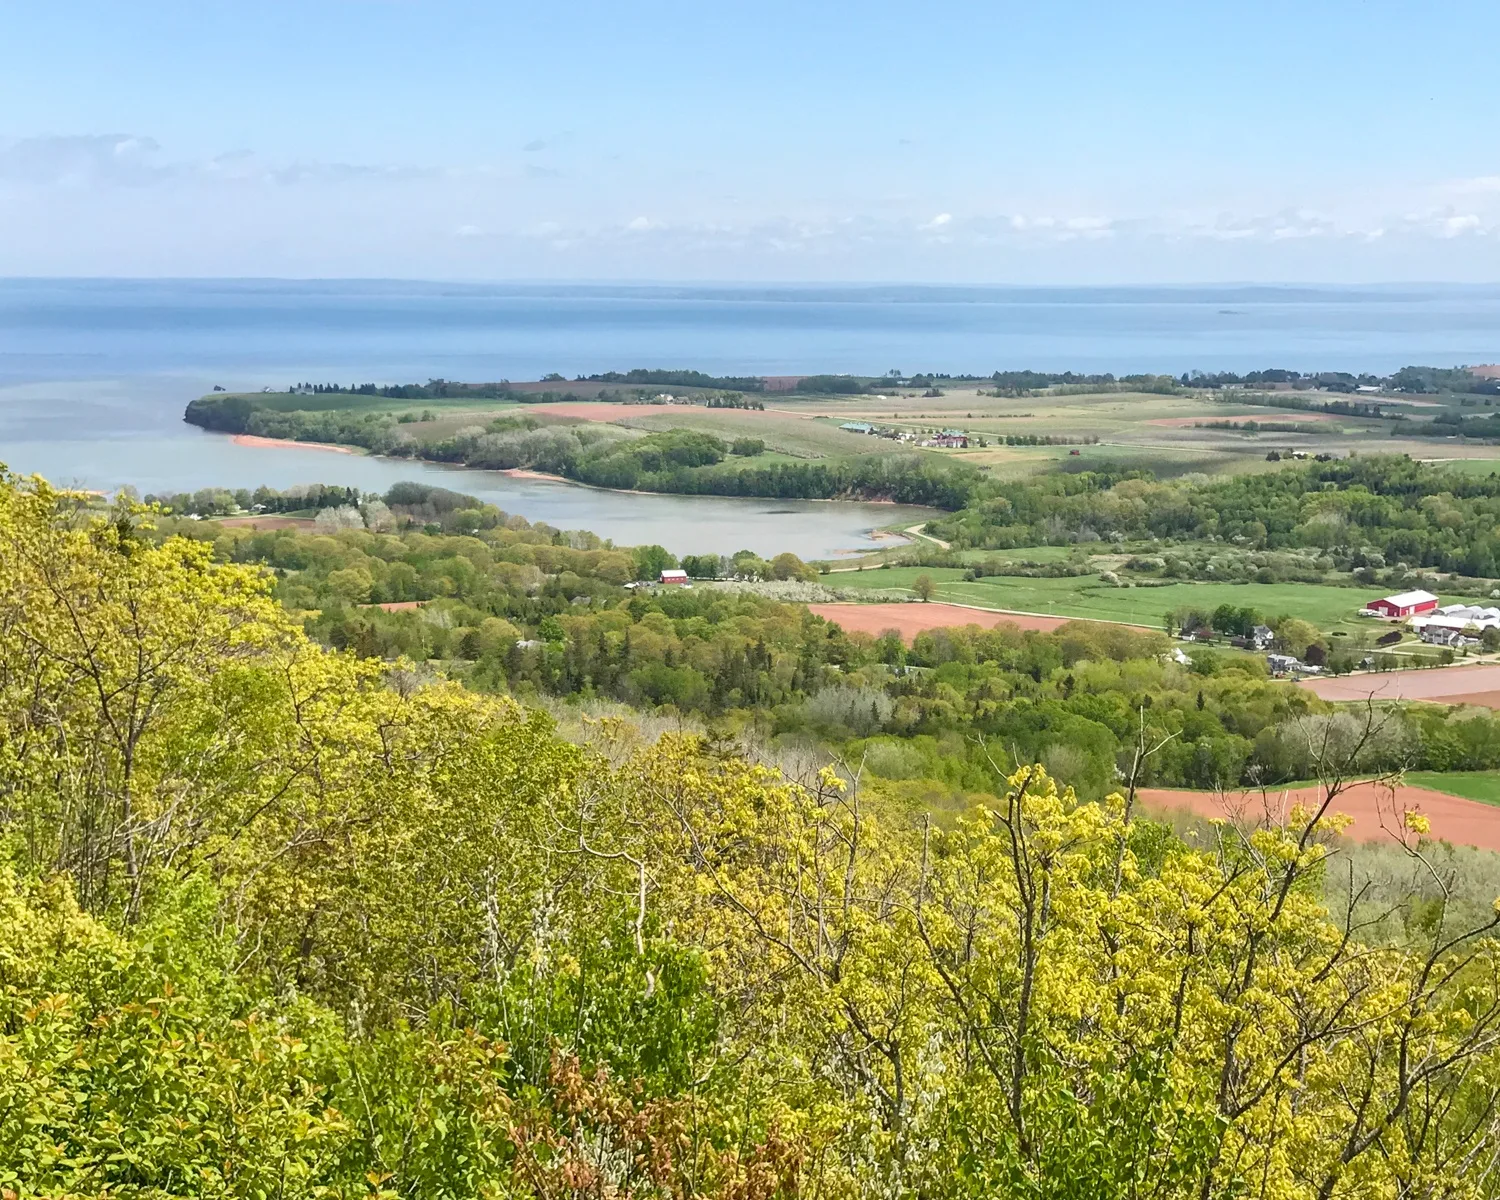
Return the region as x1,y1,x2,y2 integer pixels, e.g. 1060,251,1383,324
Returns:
501,467,570,483
232,433,359,455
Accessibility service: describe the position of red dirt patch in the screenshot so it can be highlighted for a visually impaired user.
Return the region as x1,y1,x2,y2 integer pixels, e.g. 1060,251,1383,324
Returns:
214,515,316,530
1431,690,1500,708
1302,664,1500,708
1139,781,1500,852
808,602,1078,641
365,600,429,612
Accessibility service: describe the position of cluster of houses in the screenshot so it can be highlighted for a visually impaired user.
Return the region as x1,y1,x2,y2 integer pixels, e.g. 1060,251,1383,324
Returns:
838,422,969,449
1412,603,1500,647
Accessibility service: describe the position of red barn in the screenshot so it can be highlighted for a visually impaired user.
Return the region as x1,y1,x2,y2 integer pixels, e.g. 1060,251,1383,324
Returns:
659,569,689,585
1366,589,1438,618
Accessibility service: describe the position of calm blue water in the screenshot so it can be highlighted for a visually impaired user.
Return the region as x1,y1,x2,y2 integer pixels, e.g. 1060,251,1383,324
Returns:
2,278,1498,554
5,279,1500,386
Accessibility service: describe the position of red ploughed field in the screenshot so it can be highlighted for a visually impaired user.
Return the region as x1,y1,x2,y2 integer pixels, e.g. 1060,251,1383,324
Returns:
808,602,1084,642
1138,781,1500,852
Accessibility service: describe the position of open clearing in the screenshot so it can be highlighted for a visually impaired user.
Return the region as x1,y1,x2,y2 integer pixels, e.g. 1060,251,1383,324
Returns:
1302,663,1500,707
475,401,917,460
1139,781,1500,852
214,515,316,530
807,602,1080,641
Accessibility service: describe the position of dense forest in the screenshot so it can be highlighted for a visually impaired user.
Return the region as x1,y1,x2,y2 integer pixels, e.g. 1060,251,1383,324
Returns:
929,455,1500,576
6,470,1500,1198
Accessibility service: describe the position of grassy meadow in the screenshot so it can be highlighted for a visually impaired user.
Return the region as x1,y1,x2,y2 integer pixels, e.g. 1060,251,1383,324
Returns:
1409,771,1500,806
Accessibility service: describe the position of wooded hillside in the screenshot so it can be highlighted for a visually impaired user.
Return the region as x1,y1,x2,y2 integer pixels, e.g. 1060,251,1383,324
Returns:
2,472,1500,1198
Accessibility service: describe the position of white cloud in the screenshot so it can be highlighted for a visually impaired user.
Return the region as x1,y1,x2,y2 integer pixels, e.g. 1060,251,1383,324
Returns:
1440,213,1483,237
9,129,1500,278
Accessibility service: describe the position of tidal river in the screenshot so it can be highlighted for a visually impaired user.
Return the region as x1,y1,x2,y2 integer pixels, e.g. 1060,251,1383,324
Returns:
1,385,929,558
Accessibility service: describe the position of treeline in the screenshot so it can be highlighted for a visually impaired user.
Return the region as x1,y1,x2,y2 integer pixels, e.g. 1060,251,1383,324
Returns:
584,367,767,390
144,481,363,516
1390,364,1500,395
1186,368,1383,392
1405,408,1500,441
999,433,1101,446
988,370,1182,395
928,454,1500,577
287,377,518,399
1187,366,1500,395
1209,391,1392,418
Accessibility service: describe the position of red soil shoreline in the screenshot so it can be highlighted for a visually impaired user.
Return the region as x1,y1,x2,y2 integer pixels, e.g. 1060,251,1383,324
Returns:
231,434,357,454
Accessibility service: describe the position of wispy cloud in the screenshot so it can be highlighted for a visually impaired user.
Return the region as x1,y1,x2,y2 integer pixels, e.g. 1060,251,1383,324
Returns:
0,134,174,185
0,133,446,189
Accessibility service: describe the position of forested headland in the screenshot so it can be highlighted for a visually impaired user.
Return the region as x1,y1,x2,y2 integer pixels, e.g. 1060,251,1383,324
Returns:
6,468,1500,1197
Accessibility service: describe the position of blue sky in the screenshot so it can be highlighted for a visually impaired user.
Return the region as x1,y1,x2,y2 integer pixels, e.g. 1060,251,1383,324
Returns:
4,0,1500,281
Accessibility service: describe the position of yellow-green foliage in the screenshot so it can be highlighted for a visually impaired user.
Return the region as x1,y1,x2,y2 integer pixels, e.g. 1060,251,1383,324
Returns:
2,472,1500,1199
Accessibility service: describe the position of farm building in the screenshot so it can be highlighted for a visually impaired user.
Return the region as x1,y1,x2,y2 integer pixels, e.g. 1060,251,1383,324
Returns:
1412,604,1500,643
1363,590,1439,618
659,569,690,585
1419,625,1481,648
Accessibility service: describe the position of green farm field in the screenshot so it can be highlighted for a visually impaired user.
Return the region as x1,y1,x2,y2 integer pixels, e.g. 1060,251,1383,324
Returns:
838,568,1377,632
622,408,912,458
1415,457,1500,477
1408,772,1500,806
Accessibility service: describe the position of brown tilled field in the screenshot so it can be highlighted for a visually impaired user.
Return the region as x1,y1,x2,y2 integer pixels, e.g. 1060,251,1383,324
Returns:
1139,781,1500,852
1302,663,1500,708
808,602,1077,641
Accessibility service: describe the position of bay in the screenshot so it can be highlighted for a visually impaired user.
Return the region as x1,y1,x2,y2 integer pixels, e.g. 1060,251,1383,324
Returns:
3,278,1499,555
